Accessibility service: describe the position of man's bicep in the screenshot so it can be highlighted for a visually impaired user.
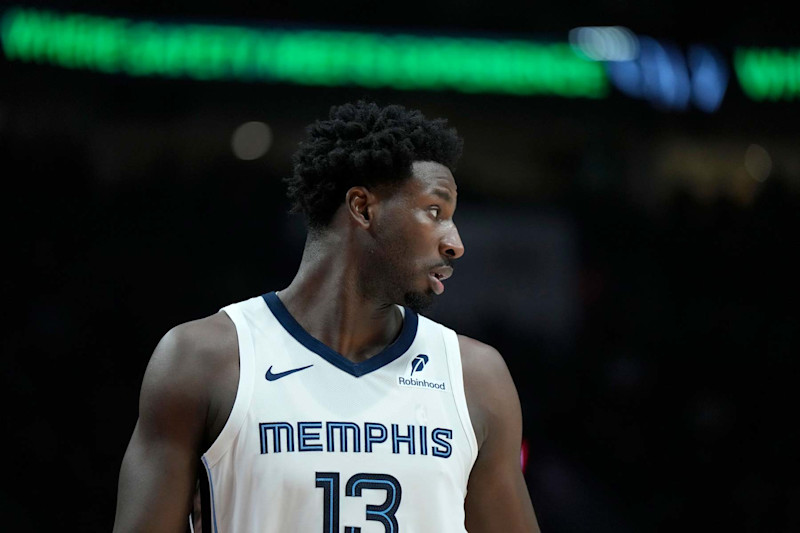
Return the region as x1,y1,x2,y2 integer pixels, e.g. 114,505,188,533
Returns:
464,436,539,533
461,338,540,533
114,421,199,532
113,327,209,533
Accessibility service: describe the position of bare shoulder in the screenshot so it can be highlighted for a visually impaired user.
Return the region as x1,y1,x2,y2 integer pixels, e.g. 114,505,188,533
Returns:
458,334,516,393
458,335,509,375
114,312,238,532
139,311,239,445
146,311,237,389
457,334,520,448
157,311,236,363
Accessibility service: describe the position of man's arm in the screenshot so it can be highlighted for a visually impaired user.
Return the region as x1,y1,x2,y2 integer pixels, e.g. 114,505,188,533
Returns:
113,313,237,533
460,335,540,533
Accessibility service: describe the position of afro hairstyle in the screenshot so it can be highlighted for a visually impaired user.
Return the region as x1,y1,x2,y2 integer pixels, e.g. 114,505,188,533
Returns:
286,101,463,229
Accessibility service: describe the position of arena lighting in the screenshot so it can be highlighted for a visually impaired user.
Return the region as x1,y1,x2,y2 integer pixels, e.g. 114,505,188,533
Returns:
744,144,772,182
232,121,272,160
734,47,800,101
520,437,529,474
606,37,728,112
568,26,639,61
0,7,608,98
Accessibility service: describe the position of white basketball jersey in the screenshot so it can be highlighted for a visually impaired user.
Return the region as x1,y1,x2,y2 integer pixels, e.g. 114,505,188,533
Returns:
199,292,478,533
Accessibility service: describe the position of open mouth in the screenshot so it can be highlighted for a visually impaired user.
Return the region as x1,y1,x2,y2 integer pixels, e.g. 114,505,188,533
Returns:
428,266,453,295
429,265,453,282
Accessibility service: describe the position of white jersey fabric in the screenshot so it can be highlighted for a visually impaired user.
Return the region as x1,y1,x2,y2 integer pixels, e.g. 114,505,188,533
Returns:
199,292,479,533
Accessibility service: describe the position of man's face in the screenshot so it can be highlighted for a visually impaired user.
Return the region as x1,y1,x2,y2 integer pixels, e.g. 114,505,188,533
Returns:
360,161,465,312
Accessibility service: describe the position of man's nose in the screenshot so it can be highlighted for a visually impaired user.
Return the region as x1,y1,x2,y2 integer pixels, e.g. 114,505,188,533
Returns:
440,224,465,259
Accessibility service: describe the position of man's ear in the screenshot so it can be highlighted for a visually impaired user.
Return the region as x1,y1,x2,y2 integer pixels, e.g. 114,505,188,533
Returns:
346,186,374,228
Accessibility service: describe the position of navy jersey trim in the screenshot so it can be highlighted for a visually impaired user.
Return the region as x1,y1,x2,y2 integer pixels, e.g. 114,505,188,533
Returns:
262,292,418,378
200,457,219,533
197,462,212,533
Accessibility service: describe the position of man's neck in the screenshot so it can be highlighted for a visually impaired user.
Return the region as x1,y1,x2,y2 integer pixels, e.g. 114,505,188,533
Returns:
277,233,403,364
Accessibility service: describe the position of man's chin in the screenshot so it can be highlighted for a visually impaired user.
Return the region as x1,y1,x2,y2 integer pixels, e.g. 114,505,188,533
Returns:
402,290,434,313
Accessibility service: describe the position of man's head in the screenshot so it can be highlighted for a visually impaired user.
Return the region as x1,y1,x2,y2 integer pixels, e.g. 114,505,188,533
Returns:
287,101,463,229
286,101,465,311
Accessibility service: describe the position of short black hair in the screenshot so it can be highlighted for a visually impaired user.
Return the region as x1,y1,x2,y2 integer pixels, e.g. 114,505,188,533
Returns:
286,101,463,229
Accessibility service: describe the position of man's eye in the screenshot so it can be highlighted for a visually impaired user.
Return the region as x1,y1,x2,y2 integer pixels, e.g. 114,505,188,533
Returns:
429,206,440,218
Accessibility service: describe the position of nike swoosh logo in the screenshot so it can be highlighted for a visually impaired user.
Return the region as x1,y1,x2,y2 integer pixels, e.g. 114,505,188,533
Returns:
265,364,314,381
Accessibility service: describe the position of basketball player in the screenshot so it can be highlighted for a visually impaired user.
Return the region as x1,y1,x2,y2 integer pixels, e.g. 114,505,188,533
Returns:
113,101,540,532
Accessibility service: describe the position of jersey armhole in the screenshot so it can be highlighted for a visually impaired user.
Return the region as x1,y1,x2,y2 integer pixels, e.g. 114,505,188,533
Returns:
442,327,480,473
202,303,255,466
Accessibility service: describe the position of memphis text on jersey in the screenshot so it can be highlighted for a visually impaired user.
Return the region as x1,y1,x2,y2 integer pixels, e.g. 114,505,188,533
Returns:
258,421,454,458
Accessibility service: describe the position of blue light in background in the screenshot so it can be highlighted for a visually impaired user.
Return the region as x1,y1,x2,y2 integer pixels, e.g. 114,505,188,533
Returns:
606,36,729,112
688,45,729,113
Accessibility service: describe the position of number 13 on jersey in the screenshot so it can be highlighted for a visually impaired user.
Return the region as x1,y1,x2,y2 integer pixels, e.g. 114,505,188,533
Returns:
315,472,402,532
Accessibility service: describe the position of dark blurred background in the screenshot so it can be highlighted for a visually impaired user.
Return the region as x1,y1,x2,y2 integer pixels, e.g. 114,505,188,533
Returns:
2,1,799,531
